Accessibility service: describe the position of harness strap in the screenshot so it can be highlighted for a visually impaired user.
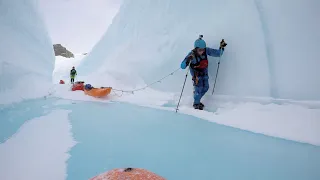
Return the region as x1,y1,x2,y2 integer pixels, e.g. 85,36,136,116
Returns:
190,49,208,85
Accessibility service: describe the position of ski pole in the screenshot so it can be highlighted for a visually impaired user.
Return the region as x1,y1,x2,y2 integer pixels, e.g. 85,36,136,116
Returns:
176,61,192,113
211,49,223,95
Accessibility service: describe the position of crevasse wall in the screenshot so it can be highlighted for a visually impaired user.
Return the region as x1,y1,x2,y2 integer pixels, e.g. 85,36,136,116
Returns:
0,0,55,104
79,0,320,101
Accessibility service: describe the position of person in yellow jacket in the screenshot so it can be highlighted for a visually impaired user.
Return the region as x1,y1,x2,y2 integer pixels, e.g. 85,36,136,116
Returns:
70,66,77,84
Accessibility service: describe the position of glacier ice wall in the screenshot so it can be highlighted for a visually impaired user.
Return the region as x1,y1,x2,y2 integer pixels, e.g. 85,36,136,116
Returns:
0,0,55,104
253,0,320,100
79,0,320,101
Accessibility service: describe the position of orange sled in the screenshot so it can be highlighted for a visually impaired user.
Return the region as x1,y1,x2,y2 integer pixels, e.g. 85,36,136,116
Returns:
84,87,112,98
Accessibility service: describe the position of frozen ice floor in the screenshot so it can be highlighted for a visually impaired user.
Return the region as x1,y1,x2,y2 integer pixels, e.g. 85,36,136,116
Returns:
0,98,320,180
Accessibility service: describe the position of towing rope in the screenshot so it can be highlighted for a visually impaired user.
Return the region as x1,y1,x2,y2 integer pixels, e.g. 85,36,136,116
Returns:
112,68,181,94
44,68,181,99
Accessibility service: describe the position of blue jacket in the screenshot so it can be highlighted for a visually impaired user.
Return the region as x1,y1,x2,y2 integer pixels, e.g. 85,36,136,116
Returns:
180,47,223,76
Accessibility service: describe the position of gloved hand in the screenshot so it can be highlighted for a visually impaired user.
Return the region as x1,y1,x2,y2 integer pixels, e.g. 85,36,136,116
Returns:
188,53,195,60
186,58,191,66
220,39,227,50
186,53,194,66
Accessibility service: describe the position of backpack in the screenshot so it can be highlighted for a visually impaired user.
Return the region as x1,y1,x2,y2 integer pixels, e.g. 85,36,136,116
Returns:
85,84,93,90
70,69,76,75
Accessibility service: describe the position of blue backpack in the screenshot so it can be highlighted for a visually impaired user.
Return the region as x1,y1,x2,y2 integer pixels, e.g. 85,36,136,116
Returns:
85,84,93,90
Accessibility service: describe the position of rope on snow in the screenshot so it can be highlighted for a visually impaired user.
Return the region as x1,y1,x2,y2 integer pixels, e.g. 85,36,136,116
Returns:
46,68,181,98
112,68,181,94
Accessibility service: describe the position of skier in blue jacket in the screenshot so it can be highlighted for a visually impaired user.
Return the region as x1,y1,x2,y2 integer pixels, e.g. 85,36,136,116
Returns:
181,35,227,110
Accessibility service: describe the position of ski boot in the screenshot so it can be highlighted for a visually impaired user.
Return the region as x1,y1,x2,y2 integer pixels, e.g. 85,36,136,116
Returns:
193,104,203,110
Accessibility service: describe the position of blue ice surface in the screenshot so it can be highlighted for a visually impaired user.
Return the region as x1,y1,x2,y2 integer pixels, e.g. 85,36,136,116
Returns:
0,98,57,143
1,98,320,180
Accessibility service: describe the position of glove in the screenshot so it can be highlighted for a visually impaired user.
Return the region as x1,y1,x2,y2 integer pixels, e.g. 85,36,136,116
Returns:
188,53,194,60
185,53,194,66
186,58,191,66
220,39,227,50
